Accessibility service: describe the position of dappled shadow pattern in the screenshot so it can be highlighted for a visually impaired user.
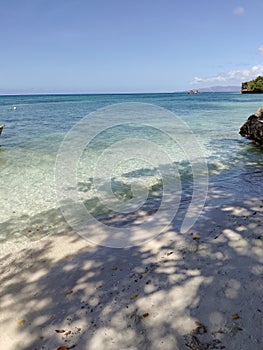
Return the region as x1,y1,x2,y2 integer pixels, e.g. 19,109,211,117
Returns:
0,188,262,349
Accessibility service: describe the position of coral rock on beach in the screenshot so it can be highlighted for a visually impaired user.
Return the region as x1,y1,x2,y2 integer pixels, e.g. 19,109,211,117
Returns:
239,107,263,145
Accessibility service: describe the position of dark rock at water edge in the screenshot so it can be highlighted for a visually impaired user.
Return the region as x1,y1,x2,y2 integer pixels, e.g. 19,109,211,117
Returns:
240,107,263,145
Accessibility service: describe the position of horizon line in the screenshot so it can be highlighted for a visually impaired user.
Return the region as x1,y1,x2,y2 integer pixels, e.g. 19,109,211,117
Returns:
0,88,240,97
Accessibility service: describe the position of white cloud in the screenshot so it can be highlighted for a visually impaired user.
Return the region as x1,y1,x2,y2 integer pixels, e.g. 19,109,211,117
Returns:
191,64,263,86
258,46,263,55
234,7,245,15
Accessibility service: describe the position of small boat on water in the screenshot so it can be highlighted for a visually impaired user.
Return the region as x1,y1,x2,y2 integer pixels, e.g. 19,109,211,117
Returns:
188,89,199,94
0,124,5,136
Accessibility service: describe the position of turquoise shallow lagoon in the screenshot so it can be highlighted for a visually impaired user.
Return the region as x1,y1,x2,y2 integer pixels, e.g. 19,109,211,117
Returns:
0,92,263,252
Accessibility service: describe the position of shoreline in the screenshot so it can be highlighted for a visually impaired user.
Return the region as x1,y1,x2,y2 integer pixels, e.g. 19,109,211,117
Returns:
1,92,263,349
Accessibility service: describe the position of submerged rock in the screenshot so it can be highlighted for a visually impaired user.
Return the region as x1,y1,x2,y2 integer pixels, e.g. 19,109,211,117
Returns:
240,107,263,145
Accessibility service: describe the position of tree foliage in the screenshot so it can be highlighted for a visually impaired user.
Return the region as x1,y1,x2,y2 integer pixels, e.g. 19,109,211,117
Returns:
242,76,263,93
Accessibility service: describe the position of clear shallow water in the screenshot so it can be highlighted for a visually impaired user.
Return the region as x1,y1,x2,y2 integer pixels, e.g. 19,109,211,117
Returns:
0,92,263,250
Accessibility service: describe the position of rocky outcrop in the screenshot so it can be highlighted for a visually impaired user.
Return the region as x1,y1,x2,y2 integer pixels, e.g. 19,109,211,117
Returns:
241,76,263,93
240,107,263,145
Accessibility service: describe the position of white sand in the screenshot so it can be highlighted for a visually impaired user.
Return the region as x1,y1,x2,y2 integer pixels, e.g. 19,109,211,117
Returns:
0,197,262,350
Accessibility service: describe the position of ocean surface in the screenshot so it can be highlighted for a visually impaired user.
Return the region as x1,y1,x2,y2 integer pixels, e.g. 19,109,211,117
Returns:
0,92,263,251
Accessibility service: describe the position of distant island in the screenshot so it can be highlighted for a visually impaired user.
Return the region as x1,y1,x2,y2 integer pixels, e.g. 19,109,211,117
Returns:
241,76,263,94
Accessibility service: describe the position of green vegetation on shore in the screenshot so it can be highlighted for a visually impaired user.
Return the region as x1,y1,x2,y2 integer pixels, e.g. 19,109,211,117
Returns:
241,76,263,93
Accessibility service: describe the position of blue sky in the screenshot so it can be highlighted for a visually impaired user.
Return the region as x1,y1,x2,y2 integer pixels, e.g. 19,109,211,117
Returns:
1,0,263,93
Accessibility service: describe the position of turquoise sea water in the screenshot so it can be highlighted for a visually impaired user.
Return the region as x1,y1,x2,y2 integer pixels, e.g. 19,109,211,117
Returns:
0,92,263,251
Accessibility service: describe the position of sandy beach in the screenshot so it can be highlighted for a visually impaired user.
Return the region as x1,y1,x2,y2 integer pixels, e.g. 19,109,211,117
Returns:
0,187,262,350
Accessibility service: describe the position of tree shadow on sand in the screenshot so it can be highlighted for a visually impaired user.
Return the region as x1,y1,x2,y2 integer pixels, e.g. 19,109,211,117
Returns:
0,190,262,350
